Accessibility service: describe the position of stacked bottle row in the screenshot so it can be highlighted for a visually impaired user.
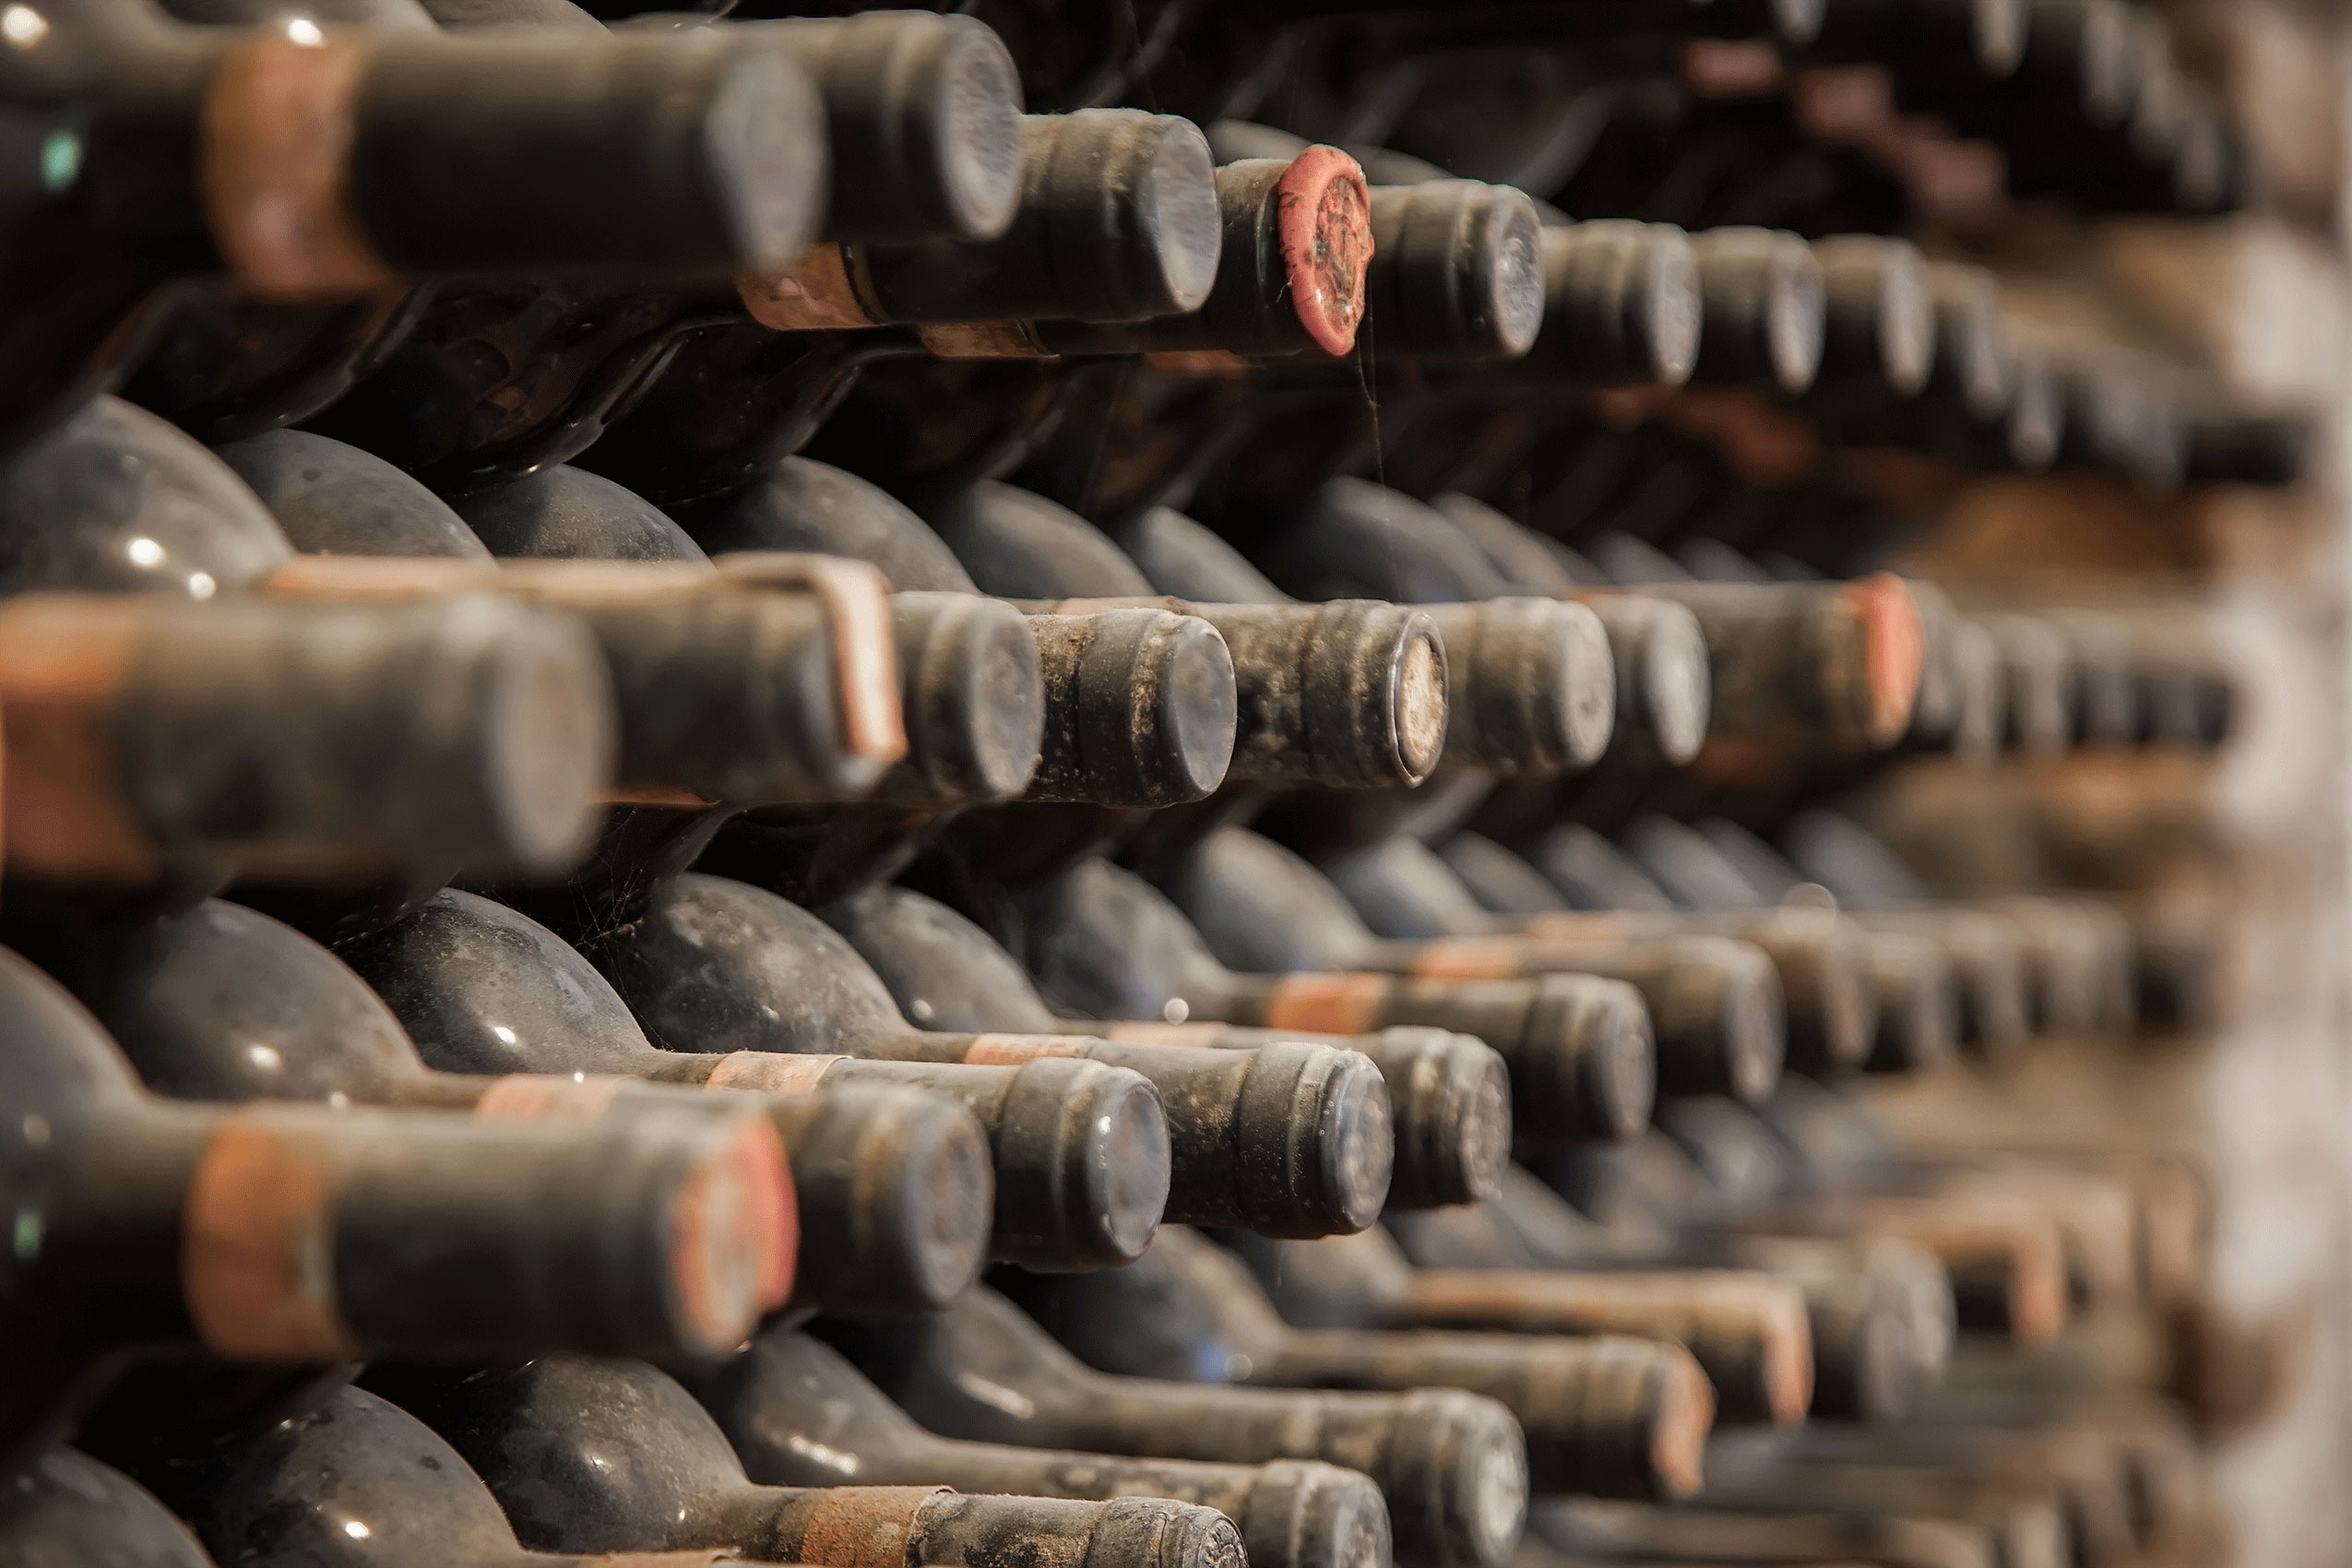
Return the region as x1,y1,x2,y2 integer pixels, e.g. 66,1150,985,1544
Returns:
0,0,2263,1565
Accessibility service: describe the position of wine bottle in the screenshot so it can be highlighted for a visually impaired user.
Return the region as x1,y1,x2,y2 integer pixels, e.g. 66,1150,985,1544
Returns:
1020,857,1657,1148
1393,1166,1954,1425
1311,833,1878,1081
0,394,300,596
1150,834,1783,1106
820,1286,1530,1568
369,1356,1251,1568
1654,819,2031,1058
217,427,495,559
57,897,887,1314
1685,228,1824,394
0,15,826,454
1357,180,1546,362
1781,810,2131,1036
1806,235,1937,397
1529,1495,1997,1568
287,50,1029,491
0,943,783,1468
0,588,612,885
1225,1228,1812,1428
442,462,1047,811
337,885,1162,1273
0,1447,218,1568
921,481,1451,790
127,1383,762,1568
693,458,1235,811
686,1326,1398,1568
257,550,909,806
1682,1449,2066,1568
590,871,1396,1239
317,885,988,1315
742,110,1220,335
1006,1226,1716,1503
1506,220,1699,389
754,12,1026,245
1573,576,1929,754
822,882,1512,1211
1609,818,1961,1075
1104,503,1618,778
944,148,1373,360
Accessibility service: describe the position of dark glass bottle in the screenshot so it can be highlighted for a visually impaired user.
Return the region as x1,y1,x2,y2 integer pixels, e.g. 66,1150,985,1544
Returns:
0,12,824,455
687,1325,1397,1568
0,395,615,885
695,460,1251,815
1106,502,1619,779
1006,1226,1716,1504
1017,856,1658,1148
371,462,1046,905
1302,832,1884,1081
0,1446,218,1568
125,1383,764,1568
367,1355,1251,1568
1223,1225,1813,1428
589,871,1397,1240
336,883,1161,1274
824,881,1512,1212
0,942,783,1470
919,480,1450,790
817,1286,1529,1568
0,585,612,887
1155,833,1781,1117
322,102,1209,493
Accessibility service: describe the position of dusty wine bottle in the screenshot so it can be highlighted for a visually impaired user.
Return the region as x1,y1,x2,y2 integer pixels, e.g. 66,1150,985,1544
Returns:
339,885,1152,1276
1806,235,1937,397
0,1448,217,1568
740,111,1221,333
1008,1226,1716,1503
371,1356,1252,1568
1513,221,1700,388
916,480,1454,790
257,550,909,806
447,463,1049,810
690,1327,1397,1568
1158,832,1778,1107
822,884,1513,1211
591,872,1396,1239
981,148,1373,360
1685,228,1825,394
750,12,1025,245
125,1383,763,1568
1023,857,1657,1148
1320,834,1874,1083
1228,1228,1813,1428
327,884,995,1315
821,1286,1529,1568
0,944,786,1469
0,590,612,884
1574,576,1928,754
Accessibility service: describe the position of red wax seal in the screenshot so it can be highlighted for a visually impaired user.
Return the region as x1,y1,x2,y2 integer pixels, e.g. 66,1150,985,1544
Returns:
1275,146,1372,357
1846,572,1928,745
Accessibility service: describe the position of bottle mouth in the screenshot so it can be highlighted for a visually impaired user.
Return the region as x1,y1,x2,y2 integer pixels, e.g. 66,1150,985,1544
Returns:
669,1111,798,1351
1392,629,1450,781
1450,1399,1532,1567
1087,1074,1175,1265
1315,1053,1396,1232
1274,147,1373,358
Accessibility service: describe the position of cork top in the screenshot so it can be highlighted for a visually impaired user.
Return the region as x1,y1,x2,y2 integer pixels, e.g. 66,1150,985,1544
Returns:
1275,146,1373,357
